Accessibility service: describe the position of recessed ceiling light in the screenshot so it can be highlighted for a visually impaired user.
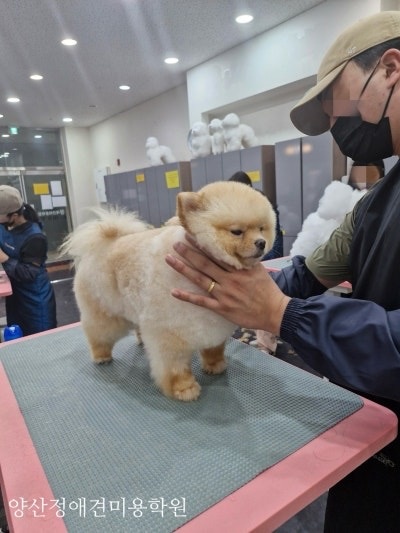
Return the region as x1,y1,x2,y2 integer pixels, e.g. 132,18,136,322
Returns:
34,135,42,139
30,74,43,80
61,38,77,46
235,14,254,24
7,97,20,103
1,134,9,138
62,117,73,123
164,57,179,64
119,85,131,91
0,114,3,119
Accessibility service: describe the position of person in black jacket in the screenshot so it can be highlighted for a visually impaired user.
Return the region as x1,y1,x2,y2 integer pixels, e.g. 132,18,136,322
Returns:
167,12,400,532
0,185,57,335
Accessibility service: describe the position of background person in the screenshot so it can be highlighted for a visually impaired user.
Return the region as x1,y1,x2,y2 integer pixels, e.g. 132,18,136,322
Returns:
0,185,57,336
167,12,400,532
347,159,385,189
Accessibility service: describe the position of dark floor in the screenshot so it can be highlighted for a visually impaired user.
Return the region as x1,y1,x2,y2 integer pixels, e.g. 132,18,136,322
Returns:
0,265,328,533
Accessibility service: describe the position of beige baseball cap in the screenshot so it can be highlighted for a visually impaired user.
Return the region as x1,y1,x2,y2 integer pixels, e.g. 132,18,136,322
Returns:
290,11,400,136
0,185,23,222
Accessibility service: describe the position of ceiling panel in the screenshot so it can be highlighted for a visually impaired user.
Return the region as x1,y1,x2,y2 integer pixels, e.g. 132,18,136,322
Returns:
0,0,325,128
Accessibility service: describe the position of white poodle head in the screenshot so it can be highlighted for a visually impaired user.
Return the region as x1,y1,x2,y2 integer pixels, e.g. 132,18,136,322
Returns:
209,118,223,134
191,122,208,137
145,137,159,149
222,113,240,129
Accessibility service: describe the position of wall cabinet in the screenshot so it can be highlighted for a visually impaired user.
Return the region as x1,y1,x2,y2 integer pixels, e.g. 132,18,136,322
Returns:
190,145,276,203
105,162,191,227
275,132,346,255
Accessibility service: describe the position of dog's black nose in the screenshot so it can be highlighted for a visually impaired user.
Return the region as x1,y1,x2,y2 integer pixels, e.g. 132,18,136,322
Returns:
255,239,266,251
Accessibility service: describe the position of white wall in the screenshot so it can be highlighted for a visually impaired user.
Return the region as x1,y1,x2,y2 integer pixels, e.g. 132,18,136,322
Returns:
61,127,97,226
90,84,191,174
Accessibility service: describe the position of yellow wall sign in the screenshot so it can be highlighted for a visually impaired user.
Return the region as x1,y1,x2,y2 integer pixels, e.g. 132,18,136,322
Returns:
33,183,50,195
136,173,145,183
165,170,180,189
247,170,261,183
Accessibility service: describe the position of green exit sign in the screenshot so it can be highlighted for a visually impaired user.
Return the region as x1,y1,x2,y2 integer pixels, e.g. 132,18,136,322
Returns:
9,126,18,135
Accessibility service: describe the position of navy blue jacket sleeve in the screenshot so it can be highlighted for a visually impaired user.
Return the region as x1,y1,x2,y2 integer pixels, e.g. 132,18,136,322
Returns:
1,234,47,283
2,257,41,283
274,256,400,402
270,255,327,297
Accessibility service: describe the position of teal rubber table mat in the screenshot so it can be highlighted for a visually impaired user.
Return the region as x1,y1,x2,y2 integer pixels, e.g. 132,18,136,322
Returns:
0,325,363,532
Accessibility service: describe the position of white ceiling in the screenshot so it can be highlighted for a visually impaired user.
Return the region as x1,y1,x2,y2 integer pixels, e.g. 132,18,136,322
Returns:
0,0,325,130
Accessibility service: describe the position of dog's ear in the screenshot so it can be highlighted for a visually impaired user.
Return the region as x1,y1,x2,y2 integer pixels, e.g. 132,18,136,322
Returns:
177,192,203,227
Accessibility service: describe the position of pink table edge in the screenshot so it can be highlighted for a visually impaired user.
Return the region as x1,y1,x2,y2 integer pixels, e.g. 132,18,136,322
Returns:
0,324,77,533
0,323,397,533
0,271,12,297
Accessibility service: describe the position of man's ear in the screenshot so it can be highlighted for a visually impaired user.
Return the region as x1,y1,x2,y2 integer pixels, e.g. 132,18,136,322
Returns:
381,48,400,87
176,192,203,226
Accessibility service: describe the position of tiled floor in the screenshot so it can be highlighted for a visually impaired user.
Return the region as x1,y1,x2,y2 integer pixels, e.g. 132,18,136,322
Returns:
0,265,328,532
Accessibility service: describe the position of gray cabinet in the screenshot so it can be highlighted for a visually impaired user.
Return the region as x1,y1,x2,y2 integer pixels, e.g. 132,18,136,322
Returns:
190,154,223,191
240,145,275,202
275,133,346,255
221,151,241,180
275,138,302,256
105,163,191,227
189,145,276,203
135,167,156,226
104,171,138,212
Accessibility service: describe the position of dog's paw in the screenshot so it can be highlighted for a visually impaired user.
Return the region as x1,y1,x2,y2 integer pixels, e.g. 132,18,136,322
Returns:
202,359,227,375
173,380,201,401
159,370,201,401
93,355,113,364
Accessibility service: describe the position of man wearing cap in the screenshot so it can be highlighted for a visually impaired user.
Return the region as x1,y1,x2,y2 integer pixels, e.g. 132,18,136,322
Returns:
166,11,400,532
0,185,57,335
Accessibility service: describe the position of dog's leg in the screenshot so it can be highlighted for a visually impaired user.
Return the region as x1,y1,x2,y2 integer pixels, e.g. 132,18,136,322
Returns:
135,327,143,345
162,367,201,402
142,330,201,401
81,315,131,364
201,342,227,374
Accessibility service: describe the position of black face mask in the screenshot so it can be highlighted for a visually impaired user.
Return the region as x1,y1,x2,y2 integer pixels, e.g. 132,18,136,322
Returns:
330,61,395,164
331,113,394,163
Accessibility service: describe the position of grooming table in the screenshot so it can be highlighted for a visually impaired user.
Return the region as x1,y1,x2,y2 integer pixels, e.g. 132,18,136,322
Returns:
0,324,397,533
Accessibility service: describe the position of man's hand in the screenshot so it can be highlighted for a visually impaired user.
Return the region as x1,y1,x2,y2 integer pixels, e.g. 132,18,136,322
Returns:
165,238,290,334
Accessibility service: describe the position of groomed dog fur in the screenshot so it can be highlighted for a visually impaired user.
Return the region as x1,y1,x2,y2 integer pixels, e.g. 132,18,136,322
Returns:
60,181,276,401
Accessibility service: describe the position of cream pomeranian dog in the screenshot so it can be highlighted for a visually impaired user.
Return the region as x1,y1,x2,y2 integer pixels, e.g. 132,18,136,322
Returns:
60,181,276,401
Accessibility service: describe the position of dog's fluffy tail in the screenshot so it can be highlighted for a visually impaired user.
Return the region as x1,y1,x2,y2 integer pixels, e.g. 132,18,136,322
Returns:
59,207,151,262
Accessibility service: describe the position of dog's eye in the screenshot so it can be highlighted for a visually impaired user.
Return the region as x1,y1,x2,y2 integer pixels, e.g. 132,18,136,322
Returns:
230,229,243,236
260,227,264,232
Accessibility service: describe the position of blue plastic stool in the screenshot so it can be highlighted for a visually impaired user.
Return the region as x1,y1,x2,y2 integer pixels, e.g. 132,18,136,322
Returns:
3,324,23,342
